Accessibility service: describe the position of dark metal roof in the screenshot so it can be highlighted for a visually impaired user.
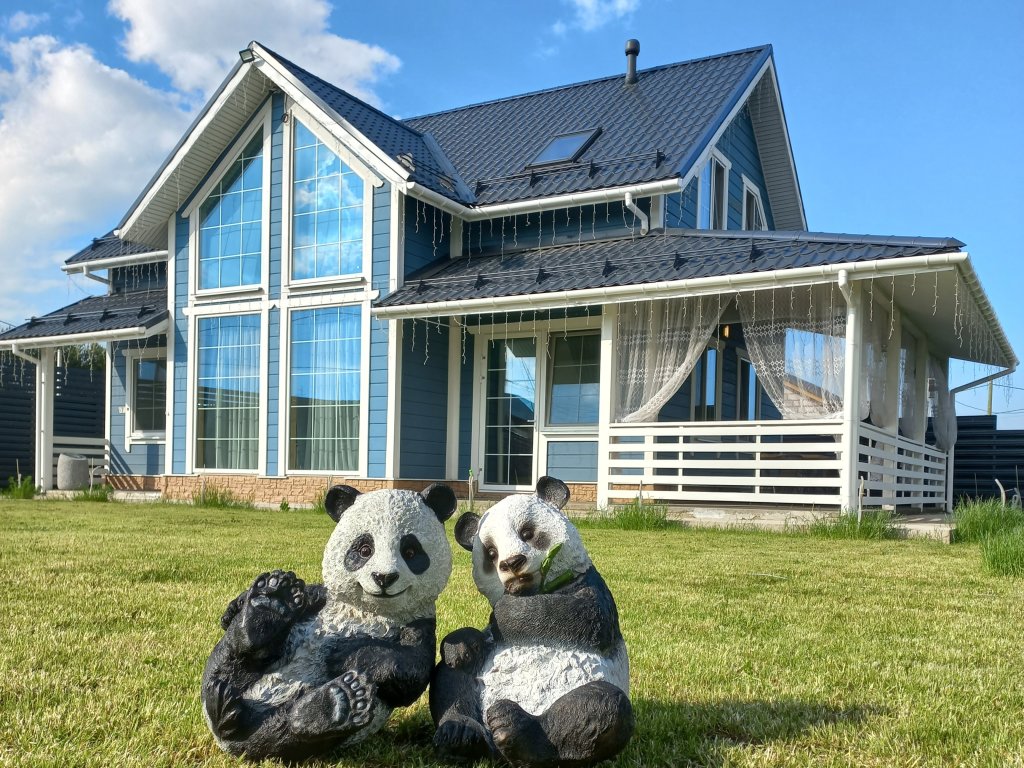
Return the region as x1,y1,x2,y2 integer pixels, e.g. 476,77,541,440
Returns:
65,230,165,267
404,46,772,206
264,46,475,204
376,229,964,309
0,289,168,344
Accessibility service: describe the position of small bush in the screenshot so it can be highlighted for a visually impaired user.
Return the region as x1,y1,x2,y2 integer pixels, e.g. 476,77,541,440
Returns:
805,509,900,540
4,476,36,499
191,485,254,510
311,488,328,517
574,498,670,531
73,484,113,502
954,499,1024,544
981,528,1024,577
279,499,290,513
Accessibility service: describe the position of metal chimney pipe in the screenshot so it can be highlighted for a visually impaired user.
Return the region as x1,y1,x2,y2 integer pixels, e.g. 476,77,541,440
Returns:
625,39,640,84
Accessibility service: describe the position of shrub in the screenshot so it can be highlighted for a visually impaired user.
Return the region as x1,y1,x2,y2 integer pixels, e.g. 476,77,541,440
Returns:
980,528,1024,577
4,476,36,499
953,499,1024,544
804,509,900,540
190,485,254,510
573,498,670,531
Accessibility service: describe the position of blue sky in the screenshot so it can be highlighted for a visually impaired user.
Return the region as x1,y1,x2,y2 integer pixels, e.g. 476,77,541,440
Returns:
0,0,1021,425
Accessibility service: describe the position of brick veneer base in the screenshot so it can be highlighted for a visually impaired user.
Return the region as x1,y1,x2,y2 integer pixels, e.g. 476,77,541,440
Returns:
107,475,597,506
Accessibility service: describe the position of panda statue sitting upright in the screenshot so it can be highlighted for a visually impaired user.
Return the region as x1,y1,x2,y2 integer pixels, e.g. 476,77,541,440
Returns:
430,476,634,767
201,483,457,762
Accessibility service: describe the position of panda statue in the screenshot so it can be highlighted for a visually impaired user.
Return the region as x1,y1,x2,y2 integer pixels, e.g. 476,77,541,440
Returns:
201,483,457,762
430,476,634,767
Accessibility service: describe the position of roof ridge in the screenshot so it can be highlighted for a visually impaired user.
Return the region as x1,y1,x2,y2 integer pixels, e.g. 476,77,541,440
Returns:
403,44,771,123
257,42,426,140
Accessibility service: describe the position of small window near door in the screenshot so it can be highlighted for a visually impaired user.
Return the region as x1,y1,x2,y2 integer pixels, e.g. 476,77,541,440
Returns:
691,346,719,421
548,332,600,425
737,355,761,420
132,357,166,434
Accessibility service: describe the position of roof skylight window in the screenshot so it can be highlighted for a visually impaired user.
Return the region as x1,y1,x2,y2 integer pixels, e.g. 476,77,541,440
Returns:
529,128,600,167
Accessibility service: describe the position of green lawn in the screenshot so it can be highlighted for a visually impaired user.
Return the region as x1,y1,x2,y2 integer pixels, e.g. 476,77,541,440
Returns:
1,500,1021,767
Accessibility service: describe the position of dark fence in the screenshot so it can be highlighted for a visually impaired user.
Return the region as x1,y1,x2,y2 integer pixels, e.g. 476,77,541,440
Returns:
0,362,105,483
943,415,1024,502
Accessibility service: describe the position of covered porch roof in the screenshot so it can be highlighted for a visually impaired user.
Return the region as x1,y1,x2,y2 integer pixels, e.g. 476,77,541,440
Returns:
0,289,168,350
374,229,1016,370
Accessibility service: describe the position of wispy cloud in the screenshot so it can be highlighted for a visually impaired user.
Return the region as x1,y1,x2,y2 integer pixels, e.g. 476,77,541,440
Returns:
565,0,639,32
6,11,49,33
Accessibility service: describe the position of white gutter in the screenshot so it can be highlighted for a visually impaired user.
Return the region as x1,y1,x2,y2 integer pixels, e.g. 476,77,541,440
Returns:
0,319,169,351
623,191,649,235
951,362,1018,396
404,178,684,222
62,250,168,275
10,344,39,365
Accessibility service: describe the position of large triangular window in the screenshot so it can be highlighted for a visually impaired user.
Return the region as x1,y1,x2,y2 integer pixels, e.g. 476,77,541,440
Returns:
198,131,264,290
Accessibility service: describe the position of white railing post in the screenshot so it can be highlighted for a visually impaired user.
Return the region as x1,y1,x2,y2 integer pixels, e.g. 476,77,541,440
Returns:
597,304,617,509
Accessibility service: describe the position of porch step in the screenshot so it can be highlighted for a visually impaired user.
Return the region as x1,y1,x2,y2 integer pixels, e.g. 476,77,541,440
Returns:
111,490,162,503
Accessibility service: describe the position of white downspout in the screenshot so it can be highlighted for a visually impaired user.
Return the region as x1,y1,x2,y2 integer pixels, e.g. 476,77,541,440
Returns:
10,344,39,365
623,192,649,236
837,270,863,513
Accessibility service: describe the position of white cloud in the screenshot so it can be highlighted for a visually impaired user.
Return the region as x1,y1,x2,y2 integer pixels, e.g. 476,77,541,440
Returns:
566,0,639,31
6,11,49,33
0,35,190,323
108,0,401,104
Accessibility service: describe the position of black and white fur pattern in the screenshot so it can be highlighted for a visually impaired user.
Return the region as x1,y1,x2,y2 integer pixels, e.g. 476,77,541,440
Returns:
202,484,456,762
431,477,634,767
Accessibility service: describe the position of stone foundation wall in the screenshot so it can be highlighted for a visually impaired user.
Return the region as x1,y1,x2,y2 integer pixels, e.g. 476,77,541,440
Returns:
107,474,598,506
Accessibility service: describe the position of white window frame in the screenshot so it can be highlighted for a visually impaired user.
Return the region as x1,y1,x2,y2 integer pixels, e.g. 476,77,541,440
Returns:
184,301,267,476
469,315,601,493
185,103,273,302
282,103,376,293
741,174,768,231
123,346,167,451
698,149,731,230
688,339,724,421
280,296,370,478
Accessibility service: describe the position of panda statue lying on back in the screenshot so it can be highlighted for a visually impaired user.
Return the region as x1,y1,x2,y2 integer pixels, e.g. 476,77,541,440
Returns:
431,476,634,767
201,483,457,762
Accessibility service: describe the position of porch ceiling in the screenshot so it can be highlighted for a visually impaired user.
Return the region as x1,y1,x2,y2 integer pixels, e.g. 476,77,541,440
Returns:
0,289,168,349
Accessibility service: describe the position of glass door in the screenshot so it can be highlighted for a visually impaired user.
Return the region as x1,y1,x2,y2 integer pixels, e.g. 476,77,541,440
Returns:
484,337,536,487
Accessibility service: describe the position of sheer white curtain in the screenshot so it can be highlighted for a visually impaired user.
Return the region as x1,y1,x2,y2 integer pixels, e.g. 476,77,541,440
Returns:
615,296,725,422
859,301,897,428
736,287,846,419
899,332,920,438
928,355,957,451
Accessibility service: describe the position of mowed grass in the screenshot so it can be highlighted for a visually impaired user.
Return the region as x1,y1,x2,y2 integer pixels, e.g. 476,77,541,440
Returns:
1,501,1022,767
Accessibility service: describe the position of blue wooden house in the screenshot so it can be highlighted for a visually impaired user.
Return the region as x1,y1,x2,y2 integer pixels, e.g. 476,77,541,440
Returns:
0,41,1015,511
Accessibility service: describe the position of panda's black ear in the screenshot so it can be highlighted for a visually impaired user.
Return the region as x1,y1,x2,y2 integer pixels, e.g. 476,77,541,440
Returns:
324,484,361,523
536,476,570,510
420,483,458,522
454,512,480,551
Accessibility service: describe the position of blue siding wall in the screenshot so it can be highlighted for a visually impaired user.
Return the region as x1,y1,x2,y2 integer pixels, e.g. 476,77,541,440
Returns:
266,94,284,475
266,307,280,475
546,441,598,482
172,215,188,474
405,198,452,277
665,177,699,228
458,331,474,481
109,338,166,476
399,319,448,480
715,106,775,230
367,182,391,477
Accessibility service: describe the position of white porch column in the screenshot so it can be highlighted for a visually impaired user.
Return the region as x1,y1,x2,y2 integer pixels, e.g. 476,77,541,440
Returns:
597,304,617,509
839,277,863,511
445,318,462,480
35,348,55,491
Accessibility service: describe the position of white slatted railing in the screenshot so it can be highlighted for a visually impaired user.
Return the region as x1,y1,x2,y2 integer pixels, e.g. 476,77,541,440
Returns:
856,423,946,507
605,420,845,507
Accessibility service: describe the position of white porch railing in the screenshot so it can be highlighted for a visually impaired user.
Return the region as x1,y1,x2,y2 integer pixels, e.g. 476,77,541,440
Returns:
51,436,109,483
856,423,946,508
605,420,845,507
604,420,948,509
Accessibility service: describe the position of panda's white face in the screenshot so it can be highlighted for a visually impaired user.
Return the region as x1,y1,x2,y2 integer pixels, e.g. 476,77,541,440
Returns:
471,494,591,606
322,490,453,623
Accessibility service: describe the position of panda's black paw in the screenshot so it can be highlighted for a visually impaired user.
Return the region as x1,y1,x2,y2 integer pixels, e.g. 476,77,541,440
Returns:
486,699,555,764
433,714,490,762
291,671,376,737
203,678,247,739
237,570,307,653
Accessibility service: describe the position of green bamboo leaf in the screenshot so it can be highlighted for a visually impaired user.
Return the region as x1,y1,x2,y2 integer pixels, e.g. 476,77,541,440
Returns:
539,542,563,583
